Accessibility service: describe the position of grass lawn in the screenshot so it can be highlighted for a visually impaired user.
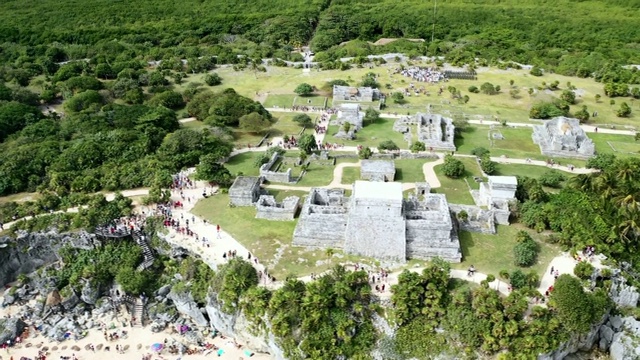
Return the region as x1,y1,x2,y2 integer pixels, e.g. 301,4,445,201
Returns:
493,163,576,181
224,152,264,177
452,224,561,278
432,157,481,205
395,159,430,183
270,112,309,138
267,189,309,202
293,95,328,108
231,129,265,147
191,193,374,278
180,120,209,130
263,94,296,108
326,118,409,148
589,132,640,157
341,167,360,185
296,159,358,187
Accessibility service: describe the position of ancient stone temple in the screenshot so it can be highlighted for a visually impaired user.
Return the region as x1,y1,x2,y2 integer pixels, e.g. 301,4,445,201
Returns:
360,160,395,182
532,116,595,159
333,85,381,102
255,195,300,221
336,103,364,130
393,113,456,151
292,181,462,262
475,176,517,225
229,176,263,206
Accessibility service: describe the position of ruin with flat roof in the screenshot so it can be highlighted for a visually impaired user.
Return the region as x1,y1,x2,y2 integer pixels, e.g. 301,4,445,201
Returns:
393,113,456,151
336,103,364,130
293,180,462,263
229,176,263,206
333,85,381,102
470,175,518,226
532,116,595,159
360,160,395,182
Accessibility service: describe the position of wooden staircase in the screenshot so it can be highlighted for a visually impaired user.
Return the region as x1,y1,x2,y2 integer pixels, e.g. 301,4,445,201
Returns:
131,298,145,327
132,229,155,271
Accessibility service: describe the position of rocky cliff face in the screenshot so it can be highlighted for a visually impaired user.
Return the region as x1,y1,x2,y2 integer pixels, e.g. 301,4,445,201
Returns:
0,230,98,287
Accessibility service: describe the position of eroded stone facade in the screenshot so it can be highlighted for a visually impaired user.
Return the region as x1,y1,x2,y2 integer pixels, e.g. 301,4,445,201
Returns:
532,116,595,159
360,160,395,182
259,153,294,183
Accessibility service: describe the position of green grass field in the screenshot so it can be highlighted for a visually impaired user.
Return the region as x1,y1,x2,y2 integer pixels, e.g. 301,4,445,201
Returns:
325,118,409,148
452,224,560,278
394,159,429,183
293,95,327,108
432,157,481,205
296,159,359,187
589,132,640,156
341,167,360,185
270,112,308,138
191,193,373,278
493,163,575,180
264,94,296,108
224,152,263,177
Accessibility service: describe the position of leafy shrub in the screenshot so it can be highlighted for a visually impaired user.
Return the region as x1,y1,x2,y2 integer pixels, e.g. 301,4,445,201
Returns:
410,141,426,153
509,269,529,289
471,147,490,157
479,155,497,175
378,140,399,151
530,67,543,76
513,231,539,267
468,85,479,93
358,146,373,159
457,210,469,222
204,73,222,86
442,155,465,178
539,170,566,188
529,100,570,119
574,261,595,280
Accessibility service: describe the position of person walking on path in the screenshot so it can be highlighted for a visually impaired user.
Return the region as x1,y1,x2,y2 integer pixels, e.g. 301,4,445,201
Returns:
216,224,221,239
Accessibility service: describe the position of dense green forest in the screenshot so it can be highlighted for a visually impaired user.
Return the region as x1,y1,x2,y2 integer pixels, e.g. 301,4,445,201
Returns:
1,0,640,75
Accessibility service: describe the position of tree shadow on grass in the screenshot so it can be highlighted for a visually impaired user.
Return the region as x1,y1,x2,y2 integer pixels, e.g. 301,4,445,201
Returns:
457,231,476,262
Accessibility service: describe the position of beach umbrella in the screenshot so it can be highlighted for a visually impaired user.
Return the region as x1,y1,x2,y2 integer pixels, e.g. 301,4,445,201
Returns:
217,349,225,356
151,343,164,352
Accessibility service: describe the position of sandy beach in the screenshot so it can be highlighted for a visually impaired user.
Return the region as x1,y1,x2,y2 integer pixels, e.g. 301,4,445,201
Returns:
0,287,273,360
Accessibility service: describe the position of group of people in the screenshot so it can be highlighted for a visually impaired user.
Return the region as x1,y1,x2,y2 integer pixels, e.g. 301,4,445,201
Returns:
291,105,323,112
397,67,447,84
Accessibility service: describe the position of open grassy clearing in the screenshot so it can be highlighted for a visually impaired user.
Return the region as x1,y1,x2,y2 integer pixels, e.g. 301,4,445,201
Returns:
293,95,328,108
224,152,263,177
325,118,409,148
269,112,308,138
0,192,40,204
493,163,576,181
394,159,428,183
341,167,360,185
296,158,359,187
191,193,374,279
175,62,639,131
263,94,297,108
432,157,481,205
589,132,640,157
452,224,560,278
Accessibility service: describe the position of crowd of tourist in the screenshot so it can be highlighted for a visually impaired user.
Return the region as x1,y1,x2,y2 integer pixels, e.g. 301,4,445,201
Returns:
397,67,447,83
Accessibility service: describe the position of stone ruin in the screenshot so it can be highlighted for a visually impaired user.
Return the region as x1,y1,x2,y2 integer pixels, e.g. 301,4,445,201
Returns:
336,103,364,130
471,175,518,226
259,153,294,183
229,176,263,206
532,116,595,159
333,85,381,102
360,160,395,182
292,181,462,263
393,113,456,151
255,195,300,221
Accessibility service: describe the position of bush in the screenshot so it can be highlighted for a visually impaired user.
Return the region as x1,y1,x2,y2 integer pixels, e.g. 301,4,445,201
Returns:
574,261,595,280
510,269,529,289
513,231,539,267
539,170,566,188
358,146,373,159
204,73,222,86
378,140,399,151
479,155,497,175
442,155,465,178
410,141,426,153
468,85,479,93
471,147,490,157
457,210,469,222
530,67,543,76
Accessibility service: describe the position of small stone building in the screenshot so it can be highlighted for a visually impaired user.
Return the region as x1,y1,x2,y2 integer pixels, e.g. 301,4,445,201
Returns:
336,103,364,130
259,153,294,183
333,85,381,102
360,160,395,182
473,176,517,225
532,116,595,159
255,195,300,221
229,176,262,206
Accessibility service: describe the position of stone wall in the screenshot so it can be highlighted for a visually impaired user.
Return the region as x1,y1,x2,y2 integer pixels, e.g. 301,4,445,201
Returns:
345,214,406,262
259,153,294,183
449,204,496,234
532,117,595,159
292,189,349,248
255,195,300,221
405,220,462,262
229,176,262,206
